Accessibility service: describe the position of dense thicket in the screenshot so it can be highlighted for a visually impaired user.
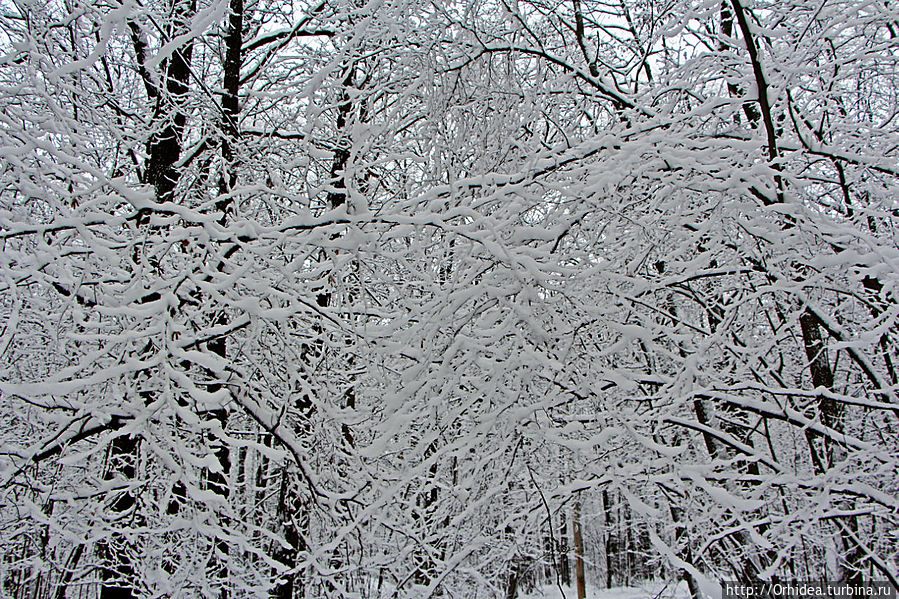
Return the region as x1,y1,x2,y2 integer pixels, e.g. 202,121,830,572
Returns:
0,0,897,596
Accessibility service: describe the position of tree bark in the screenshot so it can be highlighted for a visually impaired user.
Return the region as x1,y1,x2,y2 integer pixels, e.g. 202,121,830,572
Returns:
799,309,865,583
203,0,243,593
99,433,139,599
602,490,613,589
102,0,196,594
573,497,587,599
559,511,571,588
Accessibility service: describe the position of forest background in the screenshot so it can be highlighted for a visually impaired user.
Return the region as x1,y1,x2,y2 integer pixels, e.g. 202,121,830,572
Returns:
0,0,898,596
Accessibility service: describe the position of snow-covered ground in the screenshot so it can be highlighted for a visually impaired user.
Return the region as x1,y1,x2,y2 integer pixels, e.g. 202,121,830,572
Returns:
522,580,695,599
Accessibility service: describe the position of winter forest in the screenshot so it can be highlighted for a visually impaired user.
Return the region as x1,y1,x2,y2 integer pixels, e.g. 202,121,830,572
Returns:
1,0,898,595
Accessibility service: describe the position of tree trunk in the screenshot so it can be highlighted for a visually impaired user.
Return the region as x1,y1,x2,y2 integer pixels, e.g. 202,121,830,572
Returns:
102,0,196,594
559,511,571,588
573,498,587,599
799,309,864,583
202,0,243,592
273,465,306,599
668,502,702,599
99,434,139,599
602,490,613,589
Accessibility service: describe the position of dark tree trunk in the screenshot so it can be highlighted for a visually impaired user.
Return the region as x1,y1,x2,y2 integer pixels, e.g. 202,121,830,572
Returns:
217,0,242,201
412,440,442,587
573,498,587,599
202,0,243,589
505,553,524,599
272,62,363,598
102,0,197,595
99,434,139,599
602,490,613,589
273,467,307,599
799,309,865,583
667,502,702,599
144,0,195,208
558,511,571,588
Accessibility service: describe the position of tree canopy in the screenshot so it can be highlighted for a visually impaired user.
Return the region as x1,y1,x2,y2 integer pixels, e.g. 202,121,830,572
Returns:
0,0,897,596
